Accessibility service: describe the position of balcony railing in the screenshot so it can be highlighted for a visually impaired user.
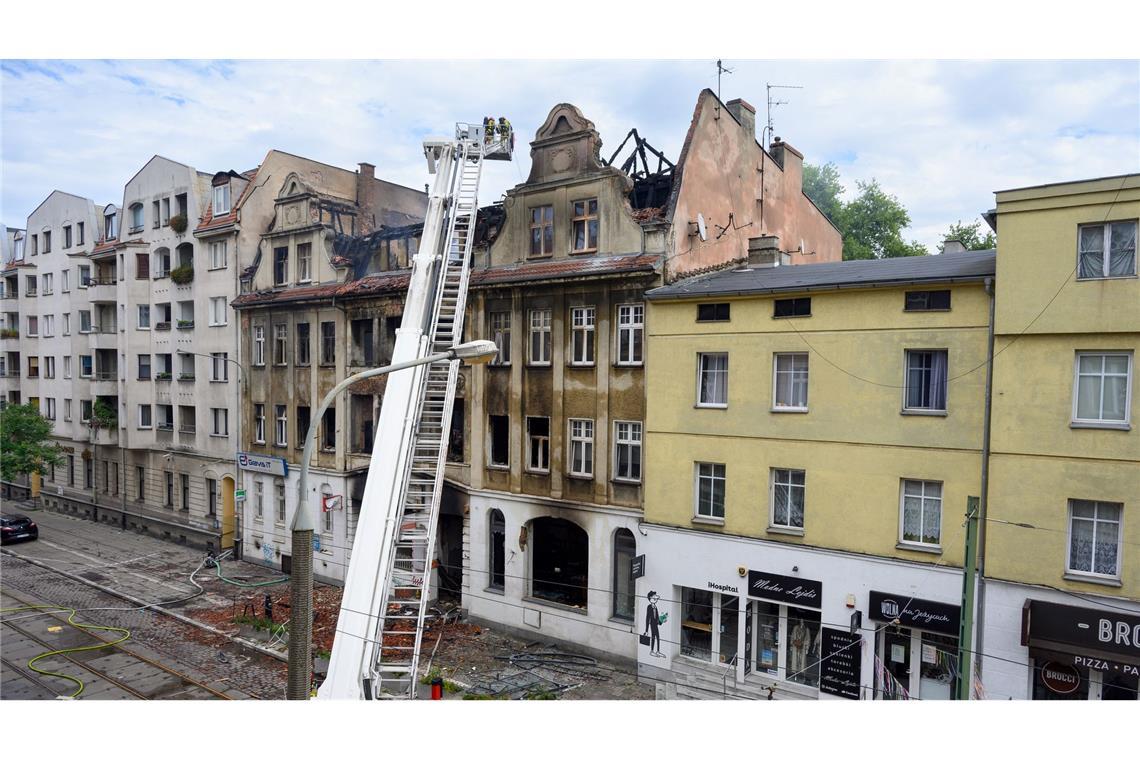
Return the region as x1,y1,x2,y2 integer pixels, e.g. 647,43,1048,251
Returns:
177,373,195,381
155,372,173,381
156,422,174,432
176,320,194,330
93,370,117,381
0,328,18,339
155,322,171,331
1,292,17,300
179,424,196,434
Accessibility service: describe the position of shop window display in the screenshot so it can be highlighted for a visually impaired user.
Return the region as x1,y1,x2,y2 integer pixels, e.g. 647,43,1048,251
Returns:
681,587,714,661
786,607,821,687
719,596,738,665
754,602,780,675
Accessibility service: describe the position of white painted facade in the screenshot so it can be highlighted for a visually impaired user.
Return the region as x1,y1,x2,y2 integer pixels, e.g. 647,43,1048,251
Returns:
636,523,965,700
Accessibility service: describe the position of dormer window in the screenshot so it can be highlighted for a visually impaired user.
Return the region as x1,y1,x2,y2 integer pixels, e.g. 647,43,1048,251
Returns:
214,184,231,216
105,211,118,240
129,203,144,233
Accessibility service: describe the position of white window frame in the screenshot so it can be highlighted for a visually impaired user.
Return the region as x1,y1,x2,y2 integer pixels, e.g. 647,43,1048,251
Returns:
899,479,943,549
772,352,809,412
137,304,151,330
568,418,594,478
253,325,265,366
570,306,596,366
79,355,93,378
694,462,726,522
489,312,511,366
209,241,228,270
254,480,264,521
1076,220,1137,280
64,399,72,421
274,481,286,524
769,468,806,532
61,270,70,292
42,315,54,337
138,404,153,429
42,273,53,295
697,352,729,408
209,296,227,326
1072,351,1133,429
903,349,949,413
612,420,643,484
210,352,229,382
525,416,550,473
275,405,288,447
616,304,644,366
297,243,312,283
254,404,266,443
63,356,71,379
1066,500,1123,580
211,408,229,437
528,309,552,366
213,184,231,216
273,323,288,365
62,313,70,335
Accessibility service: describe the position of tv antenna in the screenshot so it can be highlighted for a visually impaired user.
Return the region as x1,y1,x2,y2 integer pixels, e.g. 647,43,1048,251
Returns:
764,83,803,150
716,59,734,102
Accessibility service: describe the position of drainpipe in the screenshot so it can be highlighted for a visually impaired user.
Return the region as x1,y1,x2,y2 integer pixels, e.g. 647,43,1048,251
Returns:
974,275,996,687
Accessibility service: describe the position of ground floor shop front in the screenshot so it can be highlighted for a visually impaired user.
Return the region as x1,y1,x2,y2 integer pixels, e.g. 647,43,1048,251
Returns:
637,524,965,700
979,580,1139,700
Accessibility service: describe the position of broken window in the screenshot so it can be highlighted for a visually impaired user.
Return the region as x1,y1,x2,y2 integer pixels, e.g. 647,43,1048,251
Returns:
295,405,309,448
274,247,288,286
296,322,311,365
321,407,336,451
613,529,636,621
488,414,509,468
571,198,598,252
489,311,511,365
447,398,464,463
529,206,553,257
488,509,505,591
351,318,375,366
526,417,549,473
530,517,588,609
351,394,374,453
320,321,336,365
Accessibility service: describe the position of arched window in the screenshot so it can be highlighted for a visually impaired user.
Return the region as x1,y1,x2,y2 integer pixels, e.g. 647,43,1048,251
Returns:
612,528,636,621
129,203,144,232
488,509,505,590
530,517,588,608
153,247,171,277
176,242,194,269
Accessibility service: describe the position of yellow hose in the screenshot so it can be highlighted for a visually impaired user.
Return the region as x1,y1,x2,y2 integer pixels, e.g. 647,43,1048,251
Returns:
0,605,132,699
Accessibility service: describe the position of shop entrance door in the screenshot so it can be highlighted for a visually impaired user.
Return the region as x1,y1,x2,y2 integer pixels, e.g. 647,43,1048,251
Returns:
883,627,912,698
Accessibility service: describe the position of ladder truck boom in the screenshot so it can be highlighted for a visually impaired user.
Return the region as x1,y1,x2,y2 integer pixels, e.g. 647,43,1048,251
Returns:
318,121,511,699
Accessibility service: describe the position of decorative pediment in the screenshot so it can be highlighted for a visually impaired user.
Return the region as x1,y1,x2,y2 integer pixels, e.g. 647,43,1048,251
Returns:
527,103,605,184
277,172,315,200
534,103,595,141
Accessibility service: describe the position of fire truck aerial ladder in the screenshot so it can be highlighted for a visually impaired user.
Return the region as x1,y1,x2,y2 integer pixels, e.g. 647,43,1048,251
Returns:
318,122,512,700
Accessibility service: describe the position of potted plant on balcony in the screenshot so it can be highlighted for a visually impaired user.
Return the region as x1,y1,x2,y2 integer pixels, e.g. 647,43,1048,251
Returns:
89,400,117,435
176,319,194,329
0,327,18,338
155,371,172,381
169,213,188,234
178,372,195,381
170,265,194,285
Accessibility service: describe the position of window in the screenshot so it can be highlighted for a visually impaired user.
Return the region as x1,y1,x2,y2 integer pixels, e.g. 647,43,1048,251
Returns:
211,408,229,437
63,356,71,378
79,265,91,287
320,322,335,365
616,304,644,365
274,247,288,286
77,223,84,246
254,404,266,443
297,406,311,447
275,481,286,523
697,303,730,322
904,350,948,412
206,478,217,516
528,309,552,365
273,324,288,365
570,306,595,365
104,212,117,241
153,248,170,277
530,517,588,608
80,355,93,378
80,399,93,423
138,354,151,380
161,197,170,226
210,352,229,382
529,206,554,257
61,270,69,292
135,466,144,501
489,312,511,365
214,184,231,216
43,230,51,252
612,529,636,621
322,492,333,533
136,253,149,279
613,421,643,482
62,225,72,249
296,323,311,365
774,297,812,318
252,325,265,366
42,273,53,294
209,297,227,326
138,405,153,429
1073,352,1132,426
275,405,288,446
900,479,942,547
680,587,714,660
770,469,806,531
773,353,809,411
1067,500,1122,578
44,398,56,420
695,462,726,520
27,316,38,336
566,418,594,477
30,234,37,256
164,472,174,507
64,399,72,421
526,417,550,473
571,199,598,252
79,310,91,333
43,356,55,378
26,275,37,296
129,204,144,232
488,509,505,590
62,313,70,335
43,315,54,337
697,353,728,407
905,290,951,311
137,305,151,329
1077,221,1136,279
26,356,39,378
321,408,336,450
297,243,312,282
152,200,161,228
254,481,264,521
787,607,822,687
488,415,509,467
209,241,227,269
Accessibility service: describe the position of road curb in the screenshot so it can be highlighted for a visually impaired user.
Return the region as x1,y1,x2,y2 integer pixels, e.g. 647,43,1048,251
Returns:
1,548,289,664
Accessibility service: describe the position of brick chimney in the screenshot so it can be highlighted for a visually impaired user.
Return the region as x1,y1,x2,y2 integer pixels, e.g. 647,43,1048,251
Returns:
768,136,804,196
726,98,757,143
748,235,789,267
357,162,376,234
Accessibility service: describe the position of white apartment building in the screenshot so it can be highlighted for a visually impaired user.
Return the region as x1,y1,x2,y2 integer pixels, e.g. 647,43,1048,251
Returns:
1,224,28,411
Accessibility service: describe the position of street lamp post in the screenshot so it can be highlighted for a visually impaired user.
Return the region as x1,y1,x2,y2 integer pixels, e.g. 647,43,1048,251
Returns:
287,339,497,700
176,349,246,556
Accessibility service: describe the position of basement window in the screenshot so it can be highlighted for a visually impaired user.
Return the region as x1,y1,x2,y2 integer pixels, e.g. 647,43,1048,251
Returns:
904,290,951,311
697,303,731,322
488,415,509,468
773,297,811,318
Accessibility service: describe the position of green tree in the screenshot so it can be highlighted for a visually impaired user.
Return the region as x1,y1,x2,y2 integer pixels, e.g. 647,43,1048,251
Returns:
0,403,63,481
839,180,928,260
938,220,996,253
802,162,844,225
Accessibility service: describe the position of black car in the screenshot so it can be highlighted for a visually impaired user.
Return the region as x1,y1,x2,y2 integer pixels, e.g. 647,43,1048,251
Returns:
0,514,38,545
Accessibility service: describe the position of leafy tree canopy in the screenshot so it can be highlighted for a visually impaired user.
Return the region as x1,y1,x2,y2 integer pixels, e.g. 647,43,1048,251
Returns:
0,403,63,481
939,220,996,253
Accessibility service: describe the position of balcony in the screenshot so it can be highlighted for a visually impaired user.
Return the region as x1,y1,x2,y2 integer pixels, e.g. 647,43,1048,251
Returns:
87,278,117,303
155,322,171,331
92,369,118,395
156,422,174,432
176,320,194,330
0,328,18,340
178,424,196,434
155,371,173,381
177,373,195,382
1,292,17,300
89,327,118,350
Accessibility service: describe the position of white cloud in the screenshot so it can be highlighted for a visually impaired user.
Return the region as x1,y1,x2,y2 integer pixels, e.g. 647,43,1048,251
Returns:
2,60,1137,252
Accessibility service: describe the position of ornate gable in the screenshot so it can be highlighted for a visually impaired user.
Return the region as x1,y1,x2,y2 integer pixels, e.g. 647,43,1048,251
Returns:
526,103,605,184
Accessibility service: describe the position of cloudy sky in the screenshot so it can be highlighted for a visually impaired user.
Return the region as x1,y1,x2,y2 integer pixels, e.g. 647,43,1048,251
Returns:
2,59,1137,251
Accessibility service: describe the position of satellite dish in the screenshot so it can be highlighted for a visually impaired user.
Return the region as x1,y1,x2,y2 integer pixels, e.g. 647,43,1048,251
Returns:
696,213,708,242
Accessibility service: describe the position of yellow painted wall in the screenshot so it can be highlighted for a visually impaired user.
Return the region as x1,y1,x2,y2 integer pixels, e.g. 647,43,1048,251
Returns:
645,282,990,565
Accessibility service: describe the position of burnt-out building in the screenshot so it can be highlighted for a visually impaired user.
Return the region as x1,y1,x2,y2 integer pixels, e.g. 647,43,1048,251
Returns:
443,92,841,661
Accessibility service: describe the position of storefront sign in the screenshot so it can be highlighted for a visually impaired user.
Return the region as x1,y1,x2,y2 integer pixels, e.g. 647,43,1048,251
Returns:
1023,600,1140,665
747,570,821,608
1039,661,1081,695
237,452,288,477
868,590,960,637
819,627,862,700
1029,649,1140,678
743,607,753,675
631,554,645,579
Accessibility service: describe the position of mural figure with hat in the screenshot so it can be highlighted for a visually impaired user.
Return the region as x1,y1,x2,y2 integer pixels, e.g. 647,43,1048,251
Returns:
642,590,666,657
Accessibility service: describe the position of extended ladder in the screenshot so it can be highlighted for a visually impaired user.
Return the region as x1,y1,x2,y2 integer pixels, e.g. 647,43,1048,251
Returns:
366,139,484,698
